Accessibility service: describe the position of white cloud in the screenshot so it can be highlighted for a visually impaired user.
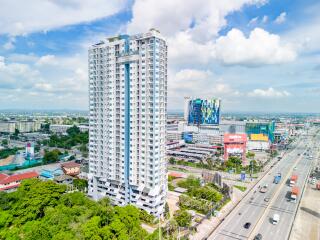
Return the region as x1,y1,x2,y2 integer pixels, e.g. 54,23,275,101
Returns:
35,55,58,66
127,0,267,42
214,28,296,65
248,17,259,25
168,32,214,66
248,87,291,97
168,69,241,109
3,37,16,50
127,1,296,67
0,55,40,89
274,12,287,24
262,15,268,23
34,82,53,91
0,0,126,36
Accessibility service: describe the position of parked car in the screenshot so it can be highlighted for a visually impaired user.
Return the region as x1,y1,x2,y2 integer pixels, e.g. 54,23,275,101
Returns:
254,233,263,240
244,222,251,229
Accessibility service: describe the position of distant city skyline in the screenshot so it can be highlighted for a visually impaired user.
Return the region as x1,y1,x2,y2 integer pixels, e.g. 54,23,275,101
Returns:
0,0,320,112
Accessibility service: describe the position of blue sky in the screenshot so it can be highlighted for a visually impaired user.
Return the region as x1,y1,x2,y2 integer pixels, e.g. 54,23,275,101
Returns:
0,0,319,112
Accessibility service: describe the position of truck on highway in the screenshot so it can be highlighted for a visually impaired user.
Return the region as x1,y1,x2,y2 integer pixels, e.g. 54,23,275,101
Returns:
274,173,281,184
260,184,268,193
291,186,299,203
290,174,298,187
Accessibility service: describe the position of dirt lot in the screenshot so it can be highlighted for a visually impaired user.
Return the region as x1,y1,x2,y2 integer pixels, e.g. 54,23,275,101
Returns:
0,155,14,166
289,183,320,240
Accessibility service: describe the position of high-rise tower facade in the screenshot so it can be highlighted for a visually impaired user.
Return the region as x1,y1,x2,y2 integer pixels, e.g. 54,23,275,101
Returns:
88,29,167,216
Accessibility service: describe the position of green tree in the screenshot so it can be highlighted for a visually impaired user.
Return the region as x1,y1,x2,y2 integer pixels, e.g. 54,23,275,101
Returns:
67,125,81,136
174,210,192,227
1,139,8,146
0,178,155,240
82,216,102,240
43,149,62,164
41,123,50,133
226,156,242,171
14,129,20,136
164,202,170,219
177,176,201,189
246,151,255,159
73,179,88,192
169,157,176,165
139,209,155,224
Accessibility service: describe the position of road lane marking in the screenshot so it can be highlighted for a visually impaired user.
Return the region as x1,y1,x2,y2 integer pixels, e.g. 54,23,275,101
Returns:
248,147,308,239
209,139,306,240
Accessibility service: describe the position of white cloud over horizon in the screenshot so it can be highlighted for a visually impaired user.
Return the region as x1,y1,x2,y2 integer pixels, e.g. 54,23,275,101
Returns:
248,87,291,98
214,28,296,65
0,0,127,36
0,0,318,112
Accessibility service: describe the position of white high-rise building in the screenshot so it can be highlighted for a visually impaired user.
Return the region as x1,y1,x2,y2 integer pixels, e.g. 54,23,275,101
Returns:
88,29,167,216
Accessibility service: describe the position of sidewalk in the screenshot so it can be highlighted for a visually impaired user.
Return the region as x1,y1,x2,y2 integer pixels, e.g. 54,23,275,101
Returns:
189,187,245,240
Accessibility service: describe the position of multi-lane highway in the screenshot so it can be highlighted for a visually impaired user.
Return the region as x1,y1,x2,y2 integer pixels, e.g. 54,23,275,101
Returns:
207,130,317,240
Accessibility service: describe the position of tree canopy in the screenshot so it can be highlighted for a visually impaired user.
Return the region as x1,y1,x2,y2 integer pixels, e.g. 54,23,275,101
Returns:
42,125,88,149
43,149,62,164
0,179,155,240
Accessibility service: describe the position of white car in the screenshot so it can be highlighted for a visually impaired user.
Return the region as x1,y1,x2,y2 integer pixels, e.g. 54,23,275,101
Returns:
272,214,280,225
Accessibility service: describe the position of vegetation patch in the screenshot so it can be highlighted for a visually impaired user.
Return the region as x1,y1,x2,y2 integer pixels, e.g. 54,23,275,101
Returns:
0,147,20,159
41,125,88,149
233,185,247,192
0,179,160,240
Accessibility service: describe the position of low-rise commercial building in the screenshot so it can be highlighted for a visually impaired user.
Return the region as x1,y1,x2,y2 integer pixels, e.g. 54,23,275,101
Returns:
224,133,247,164
0,171,39,192
61,161,81,176
50,124,89,134
0,120,41,133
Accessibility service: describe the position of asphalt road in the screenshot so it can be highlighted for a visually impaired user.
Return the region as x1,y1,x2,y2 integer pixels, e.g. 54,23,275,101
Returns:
208,131,316,240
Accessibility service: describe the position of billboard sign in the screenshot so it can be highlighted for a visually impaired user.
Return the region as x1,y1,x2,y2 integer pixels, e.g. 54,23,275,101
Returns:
240,171,246,181
188,98,221,125
224,133,247,144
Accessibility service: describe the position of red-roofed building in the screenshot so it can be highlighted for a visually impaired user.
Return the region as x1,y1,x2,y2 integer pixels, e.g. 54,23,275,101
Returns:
61,161,81,176
0,171,39,192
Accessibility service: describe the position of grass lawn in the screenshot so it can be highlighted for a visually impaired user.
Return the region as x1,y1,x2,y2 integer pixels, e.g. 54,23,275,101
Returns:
234,185,247,192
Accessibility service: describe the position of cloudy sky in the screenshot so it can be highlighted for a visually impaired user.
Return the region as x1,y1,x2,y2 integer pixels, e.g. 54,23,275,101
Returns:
0,0,319,113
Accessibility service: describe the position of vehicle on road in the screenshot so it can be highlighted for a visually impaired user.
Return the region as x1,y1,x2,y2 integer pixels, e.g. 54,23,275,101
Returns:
244,222,251,229
264,197,270,202
272,214,280,225
254,233,263,240
291,186,299,203
290,174,298,186
316,183,320,190
274,173,281,184
260,184,268,193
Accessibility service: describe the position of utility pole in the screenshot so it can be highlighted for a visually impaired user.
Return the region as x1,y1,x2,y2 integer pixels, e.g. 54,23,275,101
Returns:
158,213,161,240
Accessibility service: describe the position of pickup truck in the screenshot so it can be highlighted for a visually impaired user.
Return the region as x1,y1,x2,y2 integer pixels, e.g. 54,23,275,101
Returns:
291,186,299,203
290,175,298,187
